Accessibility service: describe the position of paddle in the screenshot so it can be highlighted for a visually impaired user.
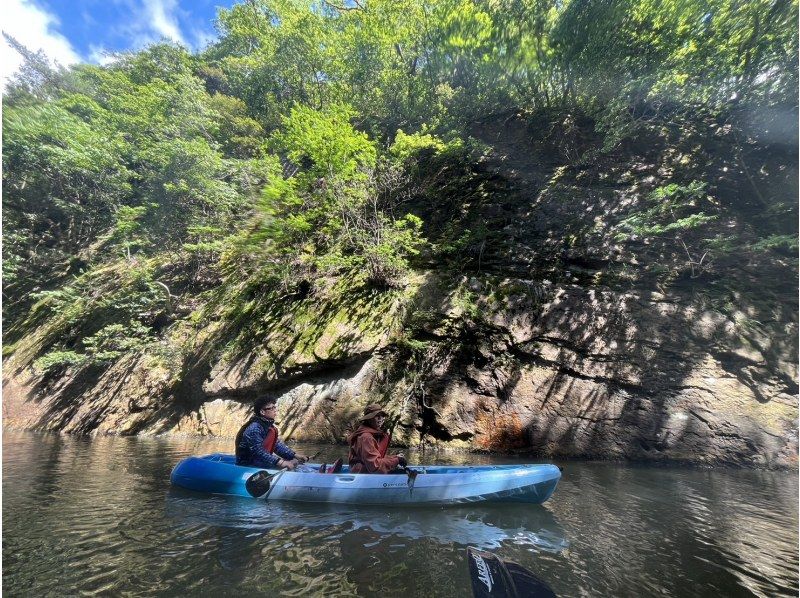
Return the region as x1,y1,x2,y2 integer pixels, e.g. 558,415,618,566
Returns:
245,470,279,498
246,451,324,496
401,465,419,496
467,547,556,598
402,466,419,479
244,460,300,498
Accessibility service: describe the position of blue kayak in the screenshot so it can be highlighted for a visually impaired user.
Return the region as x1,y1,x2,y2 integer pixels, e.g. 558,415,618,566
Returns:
170,454,561,506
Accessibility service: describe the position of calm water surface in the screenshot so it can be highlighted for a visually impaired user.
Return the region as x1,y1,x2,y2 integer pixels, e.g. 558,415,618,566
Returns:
3,430,797,597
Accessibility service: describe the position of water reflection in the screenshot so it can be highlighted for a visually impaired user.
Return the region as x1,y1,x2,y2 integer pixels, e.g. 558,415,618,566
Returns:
162,491,567,597
3,431,798,597
546,464,800,597
165,489,569,552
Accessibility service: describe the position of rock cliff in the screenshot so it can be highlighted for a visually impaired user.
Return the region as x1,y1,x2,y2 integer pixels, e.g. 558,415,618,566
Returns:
4,113,797,467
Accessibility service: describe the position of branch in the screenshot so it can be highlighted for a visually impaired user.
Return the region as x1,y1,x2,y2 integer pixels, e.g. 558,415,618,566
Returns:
153,281,177,314
323,0,363,11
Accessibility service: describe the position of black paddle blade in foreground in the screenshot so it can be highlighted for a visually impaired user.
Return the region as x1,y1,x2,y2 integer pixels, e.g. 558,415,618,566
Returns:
467,547,556,598
245,470,273,498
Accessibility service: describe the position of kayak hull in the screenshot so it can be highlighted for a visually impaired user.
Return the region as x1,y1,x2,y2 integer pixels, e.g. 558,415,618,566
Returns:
170,454,560,505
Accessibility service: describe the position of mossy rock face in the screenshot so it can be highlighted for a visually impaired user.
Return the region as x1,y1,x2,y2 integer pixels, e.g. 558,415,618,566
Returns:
202,276,416,395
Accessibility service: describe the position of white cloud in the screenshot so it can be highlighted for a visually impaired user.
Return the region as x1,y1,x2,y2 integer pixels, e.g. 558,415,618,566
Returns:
1,0,82,86
142,0,185,45
191,26,216,51
112,0,188,52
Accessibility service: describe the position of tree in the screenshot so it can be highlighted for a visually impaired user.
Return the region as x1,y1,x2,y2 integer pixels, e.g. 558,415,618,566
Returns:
235,103,425,288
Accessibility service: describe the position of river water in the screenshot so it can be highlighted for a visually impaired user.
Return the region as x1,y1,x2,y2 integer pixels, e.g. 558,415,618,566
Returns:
2,430,797,597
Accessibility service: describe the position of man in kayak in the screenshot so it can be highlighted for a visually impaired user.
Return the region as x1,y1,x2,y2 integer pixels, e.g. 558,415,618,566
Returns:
347,403,407,473
235,397,308,470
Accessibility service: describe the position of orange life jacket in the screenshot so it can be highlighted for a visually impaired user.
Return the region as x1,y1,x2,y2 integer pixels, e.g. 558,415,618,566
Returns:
263,426,277,453
376,431,390,458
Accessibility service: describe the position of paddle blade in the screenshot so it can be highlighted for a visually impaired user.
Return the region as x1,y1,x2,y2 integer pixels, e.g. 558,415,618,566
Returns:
245,470,273,498
467,547,556,598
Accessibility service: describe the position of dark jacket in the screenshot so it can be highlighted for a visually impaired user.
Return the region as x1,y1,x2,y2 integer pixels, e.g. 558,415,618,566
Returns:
347,424,399,474
235,416,296,468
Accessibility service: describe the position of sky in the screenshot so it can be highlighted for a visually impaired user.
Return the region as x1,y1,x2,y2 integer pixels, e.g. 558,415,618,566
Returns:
1,0,237,86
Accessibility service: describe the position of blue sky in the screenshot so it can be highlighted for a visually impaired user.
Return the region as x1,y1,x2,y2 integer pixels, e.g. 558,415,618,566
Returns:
2,0,237,85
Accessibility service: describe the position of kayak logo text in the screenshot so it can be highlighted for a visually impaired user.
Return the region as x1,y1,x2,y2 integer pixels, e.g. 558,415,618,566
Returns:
471,553,493,592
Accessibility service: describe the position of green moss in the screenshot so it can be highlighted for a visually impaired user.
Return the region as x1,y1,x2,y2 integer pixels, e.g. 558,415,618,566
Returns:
199,270,414,369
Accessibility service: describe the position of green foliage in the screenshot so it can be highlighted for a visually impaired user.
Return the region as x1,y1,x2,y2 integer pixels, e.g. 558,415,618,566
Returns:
81,320,154,362
113,205,149,258
2,41,272,325
205,92,264,158
452,285,481,320
360,212,425,285
395,336,431,353
750,234,799,253
2,228,28,286
213,0,335,128
33,319,153,374
239,104,426,288
12,261,167,364
436,222,490,267
28,285,87,330
3,101,131,234
183,224,225,258
3,0,797,374
273,103,376,183
33,350,89,374
390,130,464,162
616,181,716,240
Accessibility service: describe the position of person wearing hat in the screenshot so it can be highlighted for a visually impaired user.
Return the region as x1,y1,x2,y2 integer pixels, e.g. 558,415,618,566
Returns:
347,403,407,474
235,396,308,470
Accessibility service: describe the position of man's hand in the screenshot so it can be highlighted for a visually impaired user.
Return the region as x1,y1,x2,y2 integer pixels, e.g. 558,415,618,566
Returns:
279,459,297,470
397,453,407,468
295,454,309,464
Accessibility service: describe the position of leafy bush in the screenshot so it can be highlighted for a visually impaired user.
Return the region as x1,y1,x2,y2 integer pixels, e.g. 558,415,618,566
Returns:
33,319,154,374
33,350,89,373
82,320,154,362
615,181,716,241
390,130,464,162
750,234,799,253
242,104,427,288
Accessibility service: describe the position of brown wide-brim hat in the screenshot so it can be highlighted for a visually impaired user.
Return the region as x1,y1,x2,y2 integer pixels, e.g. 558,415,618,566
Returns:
359,403,388,422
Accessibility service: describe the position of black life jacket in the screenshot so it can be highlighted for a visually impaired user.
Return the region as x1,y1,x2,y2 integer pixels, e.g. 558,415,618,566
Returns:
235,416,278,464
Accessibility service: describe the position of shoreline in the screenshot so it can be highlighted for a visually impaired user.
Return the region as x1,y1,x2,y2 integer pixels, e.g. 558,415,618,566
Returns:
5,425,796,472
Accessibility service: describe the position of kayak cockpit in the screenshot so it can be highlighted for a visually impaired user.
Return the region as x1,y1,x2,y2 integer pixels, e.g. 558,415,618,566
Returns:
200,452,554,476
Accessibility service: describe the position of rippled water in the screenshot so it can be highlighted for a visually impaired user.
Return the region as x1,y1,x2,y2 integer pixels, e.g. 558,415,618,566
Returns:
3,430,797,596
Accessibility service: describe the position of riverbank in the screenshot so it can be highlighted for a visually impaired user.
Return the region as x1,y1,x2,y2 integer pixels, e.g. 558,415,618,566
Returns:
3,357,796,471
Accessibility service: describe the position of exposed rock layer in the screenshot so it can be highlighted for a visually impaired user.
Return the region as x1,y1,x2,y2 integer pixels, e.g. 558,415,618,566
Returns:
4,270,796,468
